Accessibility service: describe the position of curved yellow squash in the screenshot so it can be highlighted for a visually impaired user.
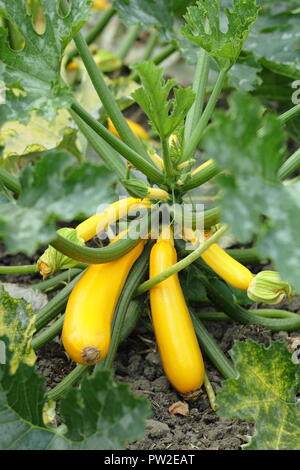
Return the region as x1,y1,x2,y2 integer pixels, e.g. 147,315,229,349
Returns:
76,197,151,242
149,238,205,394
62,240,145,365
201,243,254,290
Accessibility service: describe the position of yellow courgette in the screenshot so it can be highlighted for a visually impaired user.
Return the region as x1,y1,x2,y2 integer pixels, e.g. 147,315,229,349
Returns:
149,231,205,396
62,237,145,365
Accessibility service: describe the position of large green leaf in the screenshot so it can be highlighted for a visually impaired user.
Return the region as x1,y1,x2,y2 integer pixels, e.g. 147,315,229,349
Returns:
216,340,300,450
112,0,174,39
132,61,195,138
202,91,300,292
245,5,300,79
181,0,260,69
0,0,91,125
0,341,150,450
0,284,36,374
0,151,117,254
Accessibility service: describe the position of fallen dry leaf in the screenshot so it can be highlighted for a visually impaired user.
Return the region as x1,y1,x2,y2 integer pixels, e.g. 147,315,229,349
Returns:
168,401,189,416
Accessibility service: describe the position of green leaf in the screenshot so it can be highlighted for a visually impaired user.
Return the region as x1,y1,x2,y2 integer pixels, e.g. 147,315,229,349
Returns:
131,61,195,138
0,338,45,426
228,61,262,91
245,7,300,79
201,92,300,291
0,285,36,374
0,151,117,254
0,0,92,125
112,0,174,39
181,0,260,69
216,340,300,450
0,344,150,450
60,370,150,448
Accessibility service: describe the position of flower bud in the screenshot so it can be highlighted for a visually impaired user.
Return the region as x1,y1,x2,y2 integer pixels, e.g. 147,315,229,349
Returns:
37,228,85,278
247,270,295,305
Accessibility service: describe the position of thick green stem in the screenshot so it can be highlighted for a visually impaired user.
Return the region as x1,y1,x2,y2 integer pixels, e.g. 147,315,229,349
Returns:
71,29,146,157
204,372,218,411
135,224,228,296
196,309,298,322
179,160,219,193
71,102,164,184
0,168,21,194
161,137,175,183
226,247,264,265
70,109,126,179
46,365,88,401
194,265,300,332
50,213,150,265
181,68,227,163
0,264,37,274
118,24,141,61
184,50,210,142
278,103,300,124
32,315,64,350
141,30,159,61
190,312,236,379
278,148,300,180
67,7,116,63
32,268,83,292
129,43,177,82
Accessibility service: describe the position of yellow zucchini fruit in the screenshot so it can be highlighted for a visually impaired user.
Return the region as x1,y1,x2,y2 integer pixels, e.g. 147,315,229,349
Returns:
92,0,110,10
76,197,151,242
149,235,205,395
201,243,254,290
62,239,145,365
107,118,150,142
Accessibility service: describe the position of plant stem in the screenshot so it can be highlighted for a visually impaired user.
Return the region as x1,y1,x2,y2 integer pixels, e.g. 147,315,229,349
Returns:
0,168,21,194
278,103,300,124
129,43,177,82
161,137,175,183
194,265,300,332
190,312,236,379
226,247,264,265
70,109,126,179
71,29,146,157
141,30,159,61
71,101,164,184
204,372,218,411
278,148,300,180
32,315,64,350
135,224,228,296
46,365,89,401
196,309,298,322
179,160,219,193
50,212,151,265
118,24,141,61
184,50,210,142
181,68,227,163
32,268,83,292
67,7,116,63
0,264,37,274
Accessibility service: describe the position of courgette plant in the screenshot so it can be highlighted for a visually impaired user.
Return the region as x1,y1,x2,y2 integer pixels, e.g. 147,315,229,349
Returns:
1,0,300,450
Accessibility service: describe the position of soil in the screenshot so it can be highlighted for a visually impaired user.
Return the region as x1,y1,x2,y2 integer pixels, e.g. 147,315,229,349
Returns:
2,245,300,451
